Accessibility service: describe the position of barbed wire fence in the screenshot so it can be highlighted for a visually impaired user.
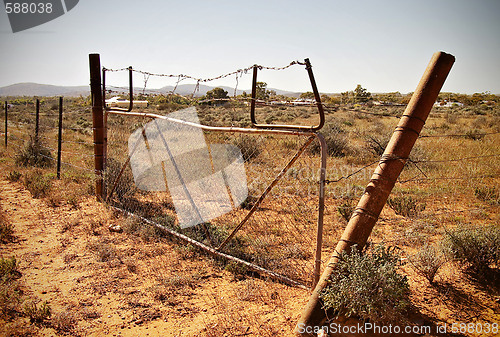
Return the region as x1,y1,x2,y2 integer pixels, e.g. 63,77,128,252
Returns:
1,98,95,177
1,60,498,290
101,60,332,289
99,59,499,292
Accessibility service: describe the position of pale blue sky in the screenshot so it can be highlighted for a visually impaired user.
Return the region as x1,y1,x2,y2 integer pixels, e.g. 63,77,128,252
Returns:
1,0,499,94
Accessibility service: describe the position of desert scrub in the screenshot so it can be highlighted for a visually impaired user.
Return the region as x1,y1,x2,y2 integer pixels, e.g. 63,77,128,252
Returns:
387,194,425,217
408,243,447,284
24,300,51,324
443,224,500,275
475,186,500,205
0,257,22,319
6,170,22,182
23,169,53,198
320,245,411,324
337,200,355,223
0,209,14,243
309,123,349,157
232,135,261,161
15,137,53,168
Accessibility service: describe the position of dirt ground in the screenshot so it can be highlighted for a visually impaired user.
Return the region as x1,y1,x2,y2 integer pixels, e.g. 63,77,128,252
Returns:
0,178,309,336
2,175,500,337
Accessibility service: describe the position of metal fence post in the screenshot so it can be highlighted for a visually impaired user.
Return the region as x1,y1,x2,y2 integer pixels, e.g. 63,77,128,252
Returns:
295,51,455,335
4,101,7,147
35,98,40,142
89,54,105,200
57,97,63,179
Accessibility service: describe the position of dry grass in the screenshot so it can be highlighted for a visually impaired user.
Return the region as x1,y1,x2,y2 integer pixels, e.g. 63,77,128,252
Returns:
0,99,499,335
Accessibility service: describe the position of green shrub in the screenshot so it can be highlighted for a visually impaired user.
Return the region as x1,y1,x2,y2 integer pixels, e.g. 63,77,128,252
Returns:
6,170,22,182
337,200,354,223
15,137,53,168
475,186,500,205
232,135,261,161
0,257,19,282
0,220,14,243
23,170,52,198
320,245,411,324
310,123,349,157
443,224,500,274
464,129,485,140
366,135,389,156
104,157,137,201
408,243,447,284
24,300,51,324
387,195,425,217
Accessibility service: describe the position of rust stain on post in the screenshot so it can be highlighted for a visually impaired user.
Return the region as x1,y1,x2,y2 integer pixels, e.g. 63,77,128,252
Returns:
295,51,455,335
89,54,105,200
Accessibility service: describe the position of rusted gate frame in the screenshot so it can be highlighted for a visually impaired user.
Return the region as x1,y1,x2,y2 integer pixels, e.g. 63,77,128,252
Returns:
105,110,327,288
250,58,325,131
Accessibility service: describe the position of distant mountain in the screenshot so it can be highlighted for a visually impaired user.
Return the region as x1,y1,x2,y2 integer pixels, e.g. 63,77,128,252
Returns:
0,83,90,97
158,84,301,98
0,82,302,98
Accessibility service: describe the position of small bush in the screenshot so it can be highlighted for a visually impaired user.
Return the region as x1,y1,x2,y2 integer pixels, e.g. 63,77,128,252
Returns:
311,123,349,157
408,243,447,284
87,240,118,262
366,135,389,157
24,300,51,324
232,135,261,161
475,186,500,205
23,170,52,198
337,200,354,223
15,137,53,168
464,129,485,141
104,157,137,201
6,170,22,182
443,224,500,274
320,245,411,324
0,257,19,282
0,212,14,243
387,195,425,217
52,311,77,333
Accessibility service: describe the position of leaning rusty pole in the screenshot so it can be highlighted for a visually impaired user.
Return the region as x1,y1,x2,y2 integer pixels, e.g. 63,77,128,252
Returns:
296,51,455,334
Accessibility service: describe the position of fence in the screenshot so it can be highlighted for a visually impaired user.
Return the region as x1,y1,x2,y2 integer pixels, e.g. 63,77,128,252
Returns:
91,54,334,289
1,97,95,177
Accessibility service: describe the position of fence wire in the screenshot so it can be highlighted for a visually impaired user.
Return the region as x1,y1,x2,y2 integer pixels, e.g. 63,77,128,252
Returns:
105,107,330,288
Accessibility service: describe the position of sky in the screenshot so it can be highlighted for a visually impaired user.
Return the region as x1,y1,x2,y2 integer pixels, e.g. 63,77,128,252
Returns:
0,0,499,94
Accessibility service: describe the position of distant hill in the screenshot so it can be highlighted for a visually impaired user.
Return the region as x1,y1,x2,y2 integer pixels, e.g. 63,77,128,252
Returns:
0,83,90,97
0,82,302,98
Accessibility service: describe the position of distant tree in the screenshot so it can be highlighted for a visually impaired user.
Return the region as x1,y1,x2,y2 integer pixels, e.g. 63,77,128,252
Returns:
255,82,269,100
354,84,371,103
205,87,228,100
341,90,354,104
300,91,315,100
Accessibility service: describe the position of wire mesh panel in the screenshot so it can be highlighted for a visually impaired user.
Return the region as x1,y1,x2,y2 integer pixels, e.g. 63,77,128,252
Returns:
104,105,327,287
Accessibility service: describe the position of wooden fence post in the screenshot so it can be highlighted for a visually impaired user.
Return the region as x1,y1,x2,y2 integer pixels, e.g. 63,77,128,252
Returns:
295,51,455,335
89,54,105,200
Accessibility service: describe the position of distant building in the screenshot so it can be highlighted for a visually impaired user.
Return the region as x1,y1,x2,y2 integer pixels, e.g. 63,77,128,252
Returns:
105,96,148,109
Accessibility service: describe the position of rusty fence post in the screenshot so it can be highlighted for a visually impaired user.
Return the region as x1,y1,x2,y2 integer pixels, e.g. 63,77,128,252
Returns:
295,51,455,335
57,97,63,179
89,54,105,200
